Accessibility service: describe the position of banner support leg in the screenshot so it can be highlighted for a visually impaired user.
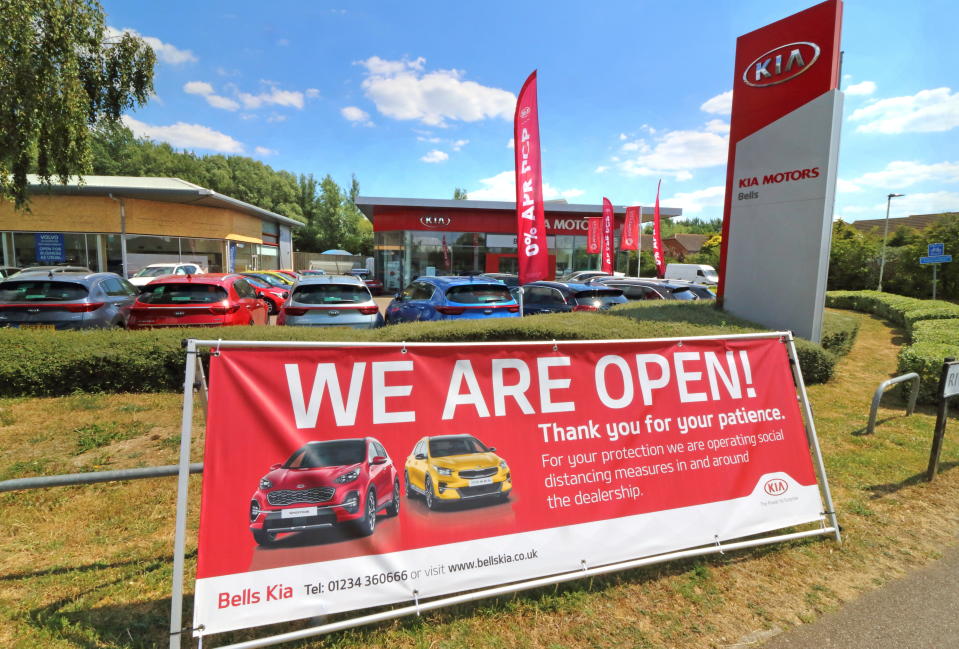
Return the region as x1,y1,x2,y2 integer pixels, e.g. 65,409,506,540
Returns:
170,339,200,649
786,334,841,543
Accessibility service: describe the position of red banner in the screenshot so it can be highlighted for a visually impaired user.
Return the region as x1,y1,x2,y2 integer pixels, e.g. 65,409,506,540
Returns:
622,206,640,251
652,180,666,278
192,337,826,635
601,197,615,274
514,70,548,284
586,217,602,254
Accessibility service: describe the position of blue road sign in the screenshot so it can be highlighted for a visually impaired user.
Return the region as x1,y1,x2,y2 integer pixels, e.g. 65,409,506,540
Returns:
928,242,945,257
920,255,953,265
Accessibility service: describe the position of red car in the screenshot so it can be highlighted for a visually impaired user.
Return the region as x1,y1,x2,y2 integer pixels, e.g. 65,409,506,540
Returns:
348,269,383,295
241,275,289,315
249,438,399,546
126,273,269,329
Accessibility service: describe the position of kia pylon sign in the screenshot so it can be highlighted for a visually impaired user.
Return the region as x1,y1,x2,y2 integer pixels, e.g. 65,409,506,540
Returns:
719,0,843,342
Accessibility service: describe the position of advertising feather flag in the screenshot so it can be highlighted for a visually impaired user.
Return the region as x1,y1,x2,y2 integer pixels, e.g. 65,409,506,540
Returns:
514,71,548,283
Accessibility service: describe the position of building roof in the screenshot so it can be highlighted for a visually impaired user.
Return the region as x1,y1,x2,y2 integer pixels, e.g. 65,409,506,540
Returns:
356,196,683,220
25,175,303,228
849,212,958,233
668,233,711,253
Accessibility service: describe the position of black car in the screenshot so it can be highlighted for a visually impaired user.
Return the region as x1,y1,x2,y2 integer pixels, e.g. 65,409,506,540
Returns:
520,281,626,315
480,273,519,288
592,277,700,301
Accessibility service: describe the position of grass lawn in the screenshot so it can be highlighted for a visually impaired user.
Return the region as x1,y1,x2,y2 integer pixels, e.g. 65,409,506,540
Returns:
1,309,958,648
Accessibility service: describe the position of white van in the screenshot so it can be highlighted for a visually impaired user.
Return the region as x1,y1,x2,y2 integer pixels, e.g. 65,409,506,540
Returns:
664,264,718,285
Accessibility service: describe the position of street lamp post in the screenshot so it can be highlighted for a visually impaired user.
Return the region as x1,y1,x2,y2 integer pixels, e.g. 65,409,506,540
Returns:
877,192,905,292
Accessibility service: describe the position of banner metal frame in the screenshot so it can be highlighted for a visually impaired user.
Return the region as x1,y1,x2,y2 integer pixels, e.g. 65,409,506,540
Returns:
169,331,840,649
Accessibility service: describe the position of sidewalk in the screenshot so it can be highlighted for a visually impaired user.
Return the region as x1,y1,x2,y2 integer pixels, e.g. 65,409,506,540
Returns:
761,543,959,648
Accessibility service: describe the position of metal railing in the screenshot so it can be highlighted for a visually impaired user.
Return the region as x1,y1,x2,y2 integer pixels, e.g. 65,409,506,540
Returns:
866,372,920,435
0,463,203,493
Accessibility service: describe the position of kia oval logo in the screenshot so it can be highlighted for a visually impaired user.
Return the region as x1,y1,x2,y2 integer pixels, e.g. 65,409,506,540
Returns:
743,42,820,87
520,107,531,119
174,311,185,317
296,484,305,489
419,215,452,229
327,310,340,317
763,478,789,496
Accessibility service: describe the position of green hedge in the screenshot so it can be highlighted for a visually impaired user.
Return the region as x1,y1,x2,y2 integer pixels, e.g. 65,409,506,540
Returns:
819,310,860,358
826,290,959,403
0,304,838,396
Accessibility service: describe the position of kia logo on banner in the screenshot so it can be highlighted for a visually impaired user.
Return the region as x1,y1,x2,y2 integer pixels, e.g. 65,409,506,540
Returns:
419,215,452,229
763,478,789,496
743,42,821,87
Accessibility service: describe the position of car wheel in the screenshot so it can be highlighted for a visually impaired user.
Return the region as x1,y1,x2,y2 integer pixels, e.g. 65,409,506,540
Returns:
404,470,413,498
354,489,377,537
425,475,437,510
267,299,278,316
252,529,278,547
385,479,400,517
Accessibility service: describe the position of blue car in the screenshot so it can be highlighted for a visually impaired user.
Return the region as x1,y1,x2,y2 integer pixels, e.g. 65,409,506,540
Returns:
385,276,520,323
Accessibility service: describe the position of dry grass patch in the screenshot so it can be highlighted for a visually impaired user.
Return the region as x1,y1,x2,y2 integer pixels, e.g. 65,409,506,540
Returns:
1,311,959,648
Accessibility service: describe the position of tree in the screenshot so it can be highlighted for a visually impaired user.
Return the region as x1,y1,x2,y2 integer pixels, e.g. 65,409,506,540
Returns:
453,187,468,200
0,0,156,207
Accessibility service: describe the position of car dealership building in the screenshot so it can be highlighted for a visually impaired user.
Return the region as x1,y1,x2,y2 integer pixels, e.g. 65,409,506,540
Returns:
357,197,683,293
0,176,300,276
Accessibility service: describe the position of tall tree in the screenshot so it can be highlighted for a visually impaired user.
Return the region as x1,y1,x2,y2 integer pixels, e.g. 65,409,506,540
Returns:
0,0,156,207
453,187,468,200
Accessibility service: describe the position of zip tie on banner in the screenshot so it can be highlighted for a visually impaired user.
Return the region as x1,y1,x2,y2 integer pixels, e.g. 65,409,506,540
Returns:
413,589,421,616
580,559,588,571
677,341,684,347
212,339,222,357
170,624,203,637
401,342,408,354
713,535,725,555
552,340,558,352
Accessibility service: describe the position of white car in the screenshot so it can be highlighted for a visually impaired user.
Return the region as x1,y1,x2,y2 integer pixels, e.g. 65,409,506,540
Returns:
128,263,207,287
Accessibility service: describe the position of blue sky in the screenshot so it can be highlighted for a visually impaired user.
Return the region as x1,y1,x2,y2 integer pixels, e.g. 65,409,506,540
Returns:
103,0,959,223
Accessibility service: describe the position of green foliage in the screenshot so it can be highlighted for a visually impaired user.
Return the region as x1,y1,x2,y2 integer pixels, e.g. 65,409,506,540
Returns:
453,187,468,200
828,221,880,291
819,310,860,357
0,0,156,208
0,302,838,396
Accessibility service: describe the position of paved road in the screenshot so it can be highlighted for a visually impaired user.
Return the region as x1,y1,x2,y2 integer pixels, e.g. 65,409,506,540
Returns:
761,543,959,649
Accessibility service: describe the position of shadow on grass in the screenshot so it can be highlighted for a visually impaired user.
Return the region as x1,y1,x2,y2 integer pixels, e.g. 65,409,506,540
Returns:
866,461,959,499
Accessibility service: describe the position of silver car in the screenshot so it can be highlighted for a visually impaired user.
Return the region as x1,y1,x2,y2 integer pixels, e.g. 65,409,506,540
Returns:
277,275,383,329
0,271,139,330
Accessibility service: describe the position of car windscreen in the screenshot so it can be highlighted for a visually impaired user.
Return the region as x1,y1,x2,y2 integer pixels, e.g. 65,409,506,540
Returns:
669,288,698,300
286,440,366,468
292,284,371,304
0,281,88,302
243,276,270,289
137,284,228,304
445,284,512,304
687,286,716,299
245,273,287,287
133,266,176,278
703,270,719,283
573,289,626,306
429,437,489,457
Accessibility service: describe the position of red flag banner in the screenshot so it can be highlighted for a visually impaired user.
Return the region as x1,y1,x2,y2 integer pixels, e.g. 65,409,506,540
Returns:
514,70,548,283
442,234,450,269
601,197,615,274
652,180,666,278
586,217,602,254
622,206,640,251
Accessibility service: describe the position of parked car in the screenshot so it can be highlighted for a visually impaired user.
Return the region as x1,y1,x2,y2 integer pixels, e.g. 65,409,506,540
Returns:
347,268,383,295
277,275,383,328
385,276,519,323
297,269,327,277
126,273,268,329
249,437,400,545
241,275,289,315
240,272,295,290
0,267,20,278
520,281,627,315
254,270,296,286
559,270,623,283
9,265,93,278
0,271,139,330
664,263,718,285
480,273,519,288
405,434,511,509
593,277,700,301
653,279,716,300
128,262,206,287
273,269,300,281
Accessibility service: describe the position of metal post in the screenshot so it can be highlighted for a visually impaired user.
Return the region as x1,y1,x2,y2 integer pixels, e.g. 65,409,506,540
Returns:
517,285,525,318
927,357,956,482
170,340,200,649
108,194,129,279
786,333,842,543
877,193,904,292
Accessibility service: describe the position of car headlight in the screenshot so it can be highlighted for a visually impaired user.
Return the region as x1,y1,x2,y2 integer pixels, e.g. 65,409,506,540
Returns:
336,468,360,483
499,461,508,470
259,477,273,490
433,465,453,476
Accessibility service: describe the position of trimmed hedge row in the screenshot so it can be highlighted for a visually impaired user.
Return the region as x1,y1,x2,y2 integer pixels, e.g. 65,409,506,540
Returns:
825,290,959,403
0,303,839,396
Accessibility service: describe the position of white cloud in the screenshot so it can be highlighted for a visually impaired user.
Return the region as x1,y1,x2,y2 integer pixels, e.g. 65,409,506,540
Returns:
356,56,515,126
467,170,584,202
421,150,449,163
266,114,287,123
107,27,197,65
661,185,726,215
844,160,959,189
849,87,959,134
619,133,628,141
700,90,732,116
417,135,442,143
507,138,514,149
122,116,244,153
183,81,240,111
305,88,321,98
595,165,609,173
451,139,469,151
618,122,728,180
845,192,959,219
341,106,373,126
238,86,305,110
254,146,278,156
845,80,876,96
836,178,863,193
